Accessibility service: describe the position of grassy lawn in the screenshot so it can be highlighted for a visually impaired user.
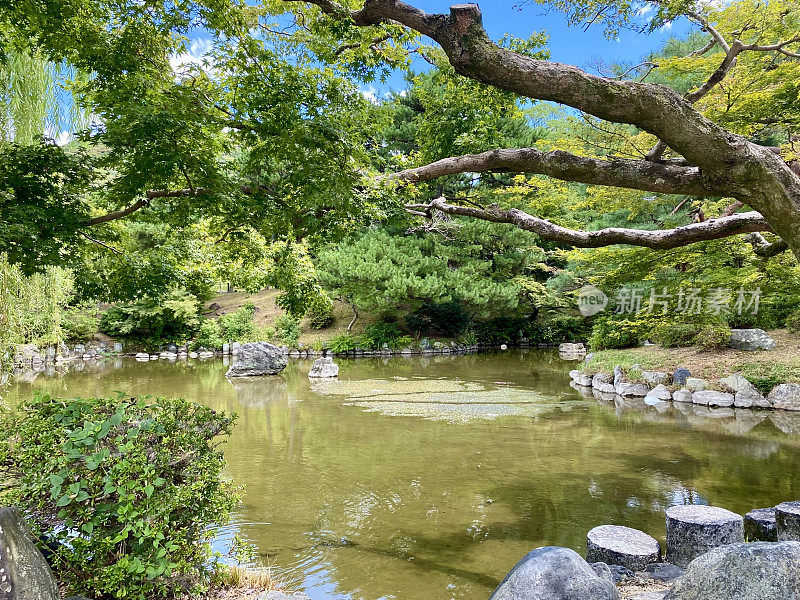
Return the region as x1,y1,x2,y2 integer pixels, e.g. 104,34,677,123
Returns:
585,329,800,392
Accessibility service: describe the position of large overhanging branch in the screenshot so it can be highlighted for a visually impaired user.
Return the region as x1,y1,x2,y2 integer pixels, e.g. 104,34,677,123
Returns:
407,197,771,250
393,147,716,196
284,0,743,173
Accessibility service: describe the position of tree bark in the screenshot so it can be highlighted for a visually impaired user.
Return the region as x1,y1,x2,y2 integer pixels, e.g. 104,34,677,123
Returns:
287,0,800,260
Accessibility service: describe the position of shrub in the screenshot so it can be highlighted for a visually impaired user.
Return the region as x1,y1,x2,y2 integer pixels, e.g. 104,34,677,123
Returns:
653,322,697,348
530,314,591,344
196,318,225,350
100,291,201,344
363,322,404,349
0,393,239,599
218,304,257,341
308,304,334,330
693,324,732,351
588,316,645,350
787,309,800,333
61,308,99,342
274,313,300,347
328,334,360,353
406,301,471,337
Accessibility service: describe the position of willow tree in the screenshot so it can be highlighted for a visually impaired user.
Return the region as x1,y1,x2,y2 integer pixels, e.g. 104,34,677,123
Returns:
2,0,799,276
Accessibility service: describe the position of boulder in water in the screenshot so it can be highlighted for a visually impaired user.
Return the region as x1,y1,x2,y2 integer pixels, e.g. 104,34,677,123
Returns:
308,357,339,378
226,342,288,377
489,546,619,600
665,541,800,600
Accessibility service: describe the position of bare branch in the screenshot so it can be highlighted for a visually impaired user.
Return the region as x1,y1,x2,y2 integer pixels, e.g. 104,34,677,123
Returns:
408,197,771,250
745,233,790,257
393,147,716,196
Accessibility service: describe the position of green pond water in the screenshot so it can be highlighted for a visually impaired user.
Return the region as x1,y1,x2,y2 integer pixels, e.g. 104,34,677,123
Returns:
3,351,800,600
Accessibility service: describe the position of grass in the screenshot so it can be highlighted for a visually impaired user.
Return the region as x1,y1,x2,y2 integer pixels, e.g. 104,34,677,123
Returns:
203,564,284,599
585,329,800,389
205,289,379,347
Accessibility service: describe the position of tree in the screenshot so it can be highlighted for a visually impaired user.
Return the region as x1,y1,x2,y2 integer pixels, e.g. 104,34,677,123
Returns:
281,0,800,260
2,0,798,281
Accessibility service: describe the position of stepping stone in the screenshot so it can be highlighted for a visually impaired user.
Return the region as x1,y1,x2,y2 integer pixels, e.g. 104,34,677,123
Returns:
775,501,800,541
586,525,660,571
745,508,777,541
665,505,744,567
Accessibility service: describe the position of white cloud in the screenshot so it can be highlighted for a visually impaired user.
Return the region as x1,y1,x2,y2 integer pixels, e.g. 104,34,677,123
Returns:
170,38,214,75
359,85,379,104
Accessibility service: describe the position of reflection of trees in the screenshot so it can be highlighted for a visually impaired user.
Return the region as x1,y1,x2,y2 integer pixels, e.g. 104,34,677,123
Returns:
5,353,800,600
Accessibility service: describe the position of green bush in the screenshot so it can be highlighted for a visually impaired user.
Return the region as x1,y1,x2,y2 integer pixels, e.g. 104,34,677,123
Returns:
274,313,300,347
61,308,99,342
100,291,201,344
653,322,697,348
787,309,800,333
363,322,406,349
530,314,591,344
195,318,225,350
588,316,645,350
0,393,239,599
328,334,360,353
308,304,334,330
218,304,257,341
693,324,732,351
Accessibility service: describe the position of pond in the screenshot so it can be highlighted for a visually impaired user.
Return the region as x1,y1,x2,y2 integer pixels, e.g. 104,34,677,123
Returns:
3,351,800,600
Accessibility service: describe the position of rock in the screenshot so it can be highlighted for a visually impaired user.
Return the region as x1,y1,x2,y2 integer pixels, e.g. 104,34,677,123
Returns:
767,384,800,411
208,302,221,311
586,525,660,571
673,368,691,387
642,371,672,386
166,343,178,353
616,382,650,397
744,508,777,541
775,501,800,541
593,372,616,394
591,562,633,583
226,342,288,377
770,411,800,434
189,351,198,358
691,390,734,407
718,373,769,408
665,505,743,567
489,546,619,600
645,385,672,402
308,357,339,378
559,343,586,360
729,328,776,351
0,506,59,599
672,388,693,403
684,378,707,392
500,344,508,350
113,342,123,353
664,541,800,600
570,370,593,387
641,562,684,582
560,342,586,353
134,352,149,360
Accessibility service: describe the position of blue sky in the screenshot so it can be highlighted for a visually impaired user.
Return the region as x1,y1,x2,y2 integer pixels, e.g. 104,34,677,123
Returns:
365,0,692,93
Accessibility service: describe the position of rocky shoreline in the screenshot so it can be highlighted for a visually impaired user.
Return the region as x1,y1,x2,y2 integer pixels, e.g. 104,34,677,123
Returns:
568,361,800,412
490,500,800,600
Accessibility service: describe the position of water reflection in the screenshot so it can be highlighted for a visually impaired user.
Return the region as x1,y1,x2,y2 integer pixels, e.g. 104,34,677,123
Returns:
3,352,800,600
